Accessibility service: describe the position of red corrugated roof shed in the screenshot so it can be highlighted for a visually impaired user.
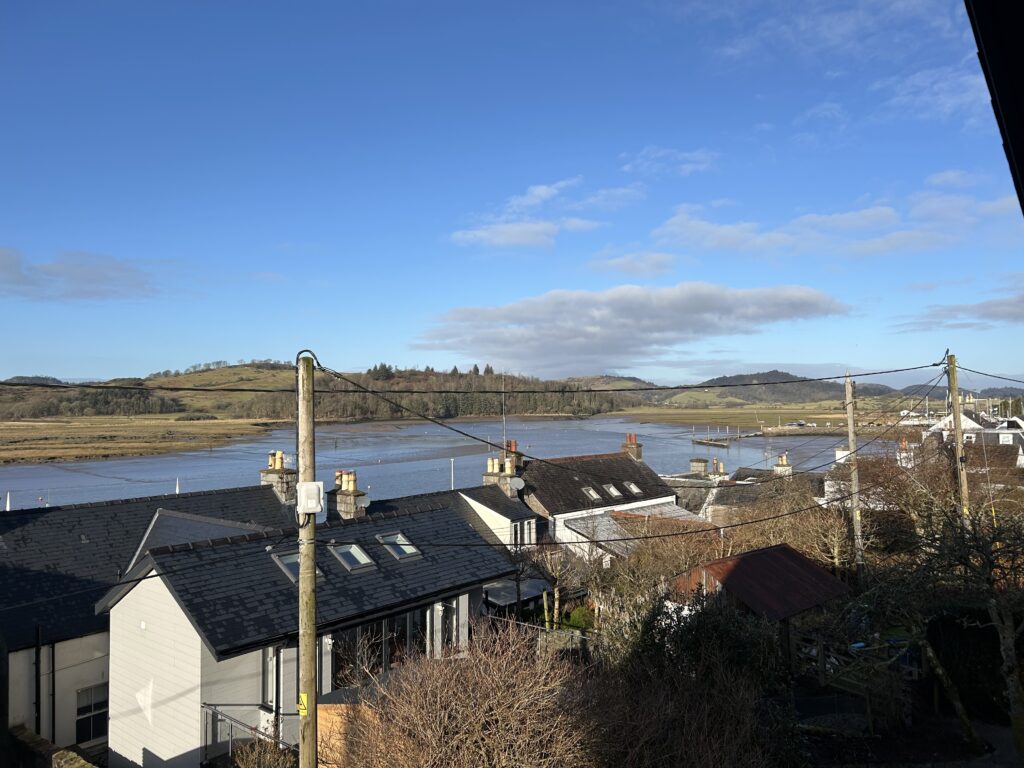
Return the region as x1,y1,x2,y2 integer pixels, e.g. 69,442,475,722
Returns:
672,544,848,621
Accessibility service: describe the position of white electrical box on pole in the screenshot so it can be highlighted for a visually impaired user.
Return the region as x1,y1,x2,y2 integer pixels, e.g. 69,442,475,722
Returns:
296,354,318,768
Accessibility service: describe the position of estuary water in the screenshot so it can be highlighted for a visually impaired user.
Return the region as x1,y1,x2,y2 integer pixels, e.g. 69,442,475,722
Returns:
0,417,866,510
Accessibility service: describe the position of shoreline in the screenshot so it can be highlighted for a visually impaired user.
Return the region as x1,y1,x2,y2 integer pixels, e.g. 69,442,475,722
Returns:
0,413,589,465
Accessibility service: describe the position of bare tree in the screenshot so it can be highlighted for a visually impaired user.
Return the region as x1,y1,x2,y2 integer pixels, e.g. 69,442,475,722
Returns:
325,622,598,768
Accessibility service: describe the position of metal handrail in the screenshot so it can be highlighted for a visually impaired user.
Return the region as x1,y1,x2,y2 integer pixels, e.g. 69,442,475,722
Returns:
201,703,298,756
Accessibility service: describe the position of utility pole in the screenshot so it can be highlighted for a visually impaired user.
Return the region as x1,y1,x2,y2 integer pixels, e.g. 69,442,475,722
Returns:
845,373,865,585
297,355,317,768
947,353,971,518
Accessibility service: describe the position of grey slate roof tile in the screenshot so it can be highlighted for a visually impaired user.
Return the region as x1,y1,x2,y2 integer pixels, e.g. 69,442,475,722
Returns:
0,485,289,650
520,452,674,516
113,503,515,660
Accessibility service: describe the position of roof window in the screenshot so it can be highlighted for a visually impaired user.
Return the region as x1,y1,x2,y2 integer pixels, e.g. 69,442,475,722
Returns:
582,486,602,502
603,484,623,498
377,532,420,560
623,481,643,496
272,551,323,583
330,543,375,573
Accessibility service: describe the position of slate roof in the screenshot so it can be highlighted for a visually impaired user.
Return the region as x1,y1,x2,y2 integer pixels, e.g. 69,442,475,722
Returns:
99,504,516,660
0,485,289,651
458,485,536,521
520,452,674,516
127,508,270,570
673,544,848,621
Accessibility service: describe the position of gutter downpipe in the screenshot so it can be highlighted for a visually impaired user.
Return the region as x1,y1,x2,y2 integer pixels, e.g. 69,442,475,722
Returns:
50,643,56,742
34,625,41,735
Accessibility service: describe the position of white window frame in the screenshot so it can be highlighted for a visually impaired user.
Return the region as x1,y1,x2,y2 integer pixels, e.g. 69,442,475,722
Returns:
623,481,643,496
581,486,602,502
271,551,323,583
329,543,376,573
377,532,421,560
75,683,108,745
603,483,623,498
261,647,277,709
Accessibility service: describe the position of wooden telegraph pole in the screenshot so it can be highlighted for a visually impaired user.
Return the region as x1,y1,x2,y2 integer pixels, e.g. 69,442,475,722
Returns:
297,354,318,768
845,373,865,585
947,353,971,518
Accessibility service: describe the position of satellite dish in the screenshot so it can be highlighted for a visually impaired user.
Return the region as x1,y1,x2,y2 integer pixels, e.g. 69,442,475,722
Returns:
509,477,526,491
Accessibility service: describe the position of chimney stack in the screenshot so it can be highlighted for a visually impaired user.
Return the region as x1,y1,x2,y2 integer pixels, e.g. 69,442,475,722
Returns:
501,439,523,470
621,432,643,462
689,457,709,477
326,470,367,520
773,452,793,478
260,450,298,505
484,453,521,499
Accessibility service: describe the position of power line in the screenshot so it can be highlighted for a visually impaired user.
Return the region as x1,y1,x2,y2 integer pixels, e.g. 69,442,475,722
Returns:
957,365,1024,388
315,356,945,494
0,361,943,396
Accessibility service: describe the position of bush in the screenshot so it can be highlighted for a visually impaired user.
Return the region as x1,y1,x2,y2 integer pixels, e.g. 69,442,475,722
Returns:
567,605,596,630
174,413,218,421
327,622,598,768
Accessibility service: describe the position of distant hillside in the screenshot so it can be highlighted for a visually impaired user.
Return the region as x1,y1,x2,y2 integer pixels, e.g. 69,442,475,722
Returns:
566,375,663,403
1,364,642,422
3,375,65,385
692,370,895,404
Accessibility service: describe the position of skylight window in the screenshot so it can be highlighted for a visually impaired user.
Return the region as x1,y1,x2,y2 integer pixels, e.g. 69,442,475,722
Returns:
582,486,602,502
603,484,623,498
377,532,421,560
272,552,323,583
330,543,375,573
623,481,643,496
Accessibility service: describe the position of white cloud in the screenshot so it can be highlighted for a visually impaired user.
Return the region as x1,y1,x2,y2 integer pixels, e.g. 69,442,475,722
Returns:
792,206,899,231
570,184,646,211
590,252,677,277
899,279,1024,332
925,169,985,188
418,281,847,375
621,146,718,176
871,65,989,126
653,186,1021,257
653,204,799,251
0,250,156,300
505,177,581,213
451,221,560,248
797,100,849,127
451,177,605,248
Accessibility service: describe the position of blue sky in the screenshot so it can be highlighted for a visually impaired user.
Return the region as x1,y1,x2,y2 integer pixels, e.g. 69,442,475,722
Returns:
2,1,1021,387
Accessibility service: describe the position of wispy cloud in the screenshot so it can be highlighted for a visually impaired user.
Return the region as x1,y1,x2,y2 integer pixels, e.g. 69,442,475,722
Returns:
925,169,986,188
0,250,157,300
451,221,561,248
871,64,989,127
417,281,847,375
569,184,646,211
898,275,1024,332
505,177,582,213
589,251,677,277
620,146,718,176
653,185,1020,257
451,177,601,248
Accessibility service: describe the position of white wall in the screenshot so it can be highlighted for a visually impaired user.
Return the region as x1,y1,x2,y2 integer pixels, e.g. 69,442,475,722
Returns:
108,573,202,768
7,632,108,748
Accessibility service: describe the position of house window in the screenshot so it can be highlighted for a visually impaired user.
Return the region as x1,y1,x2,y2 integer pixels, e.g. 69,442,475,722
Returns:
623,481,643,495
581,486,601,502
377,532,420,560
76,683,108,744
330,543,375,572
524,520,533,545
512,523,520,548
272,551,323,583
261,648,276,709
603,484,623,498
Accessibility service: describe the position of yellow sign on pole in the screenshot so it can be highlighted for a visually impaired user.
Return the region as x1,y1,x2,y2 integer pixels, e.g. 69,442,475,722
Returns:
297,692,308,718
